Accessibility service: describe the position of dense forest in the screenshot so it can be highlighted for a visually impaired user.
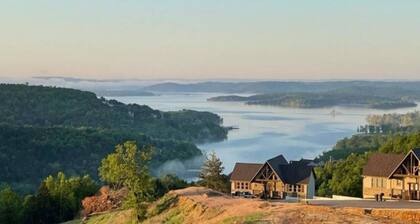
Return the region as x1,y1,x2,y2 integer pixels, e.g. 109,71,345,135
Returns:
0,124,200,193
0,84,227,143
0,84,228,192
315,134,389,162
208,89,417,109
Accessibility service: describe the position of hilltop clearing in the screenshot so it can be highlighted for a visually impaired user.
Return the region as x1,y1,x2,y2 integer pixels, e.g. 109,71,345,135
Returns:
80,187,420,224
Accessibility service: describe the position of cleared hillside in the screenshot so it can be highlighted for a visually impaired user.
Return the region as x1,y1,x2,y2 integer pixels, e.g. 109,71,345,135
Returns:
80,187,420,224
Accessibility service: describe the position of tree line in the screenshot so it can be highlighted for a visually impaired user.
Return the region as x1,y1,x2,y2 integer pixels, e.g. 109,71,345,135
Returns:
0,140,229,223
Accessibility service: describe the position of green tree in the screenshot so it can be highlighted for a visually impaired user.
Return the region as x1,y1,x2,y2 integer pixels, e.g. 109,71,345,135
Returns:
0,186,23,224
315,153,367,197
379,133,420,154
99,141,155,221
21,173,98,224
199,152,229,193
22,183,57,224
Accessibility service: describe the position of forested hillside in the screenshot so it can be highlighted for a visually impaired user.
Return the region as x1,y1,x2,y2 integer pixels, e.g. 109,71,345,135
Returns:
0,125,200,192
0,84,227,143
315,134,389,162
0,84,228,192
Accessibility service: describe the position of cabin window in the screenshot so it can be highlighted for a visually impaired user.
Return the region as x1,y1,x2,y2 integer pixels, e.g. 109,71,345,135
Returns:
236,182,240,189
370,178,374,188
381,179,386,188
396,180,402,186
371,178,386,188
241,182,244,189
245,182,249,189
288,185,293,192
296,185,302,192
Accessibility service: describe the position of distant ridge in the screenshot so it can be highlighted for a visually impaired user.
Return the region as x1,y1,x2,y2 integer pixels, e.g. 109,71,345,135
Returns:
143,80,420,94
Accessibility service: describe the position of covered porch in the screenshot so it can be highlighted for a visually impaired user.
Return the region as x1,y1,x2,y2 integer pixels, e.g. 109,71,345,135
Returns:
389,150,420,200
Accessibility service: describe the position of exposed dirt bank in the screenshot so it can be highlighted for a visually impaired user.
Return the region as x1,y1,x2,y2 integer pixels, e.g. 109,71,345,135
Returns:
145,187,420,224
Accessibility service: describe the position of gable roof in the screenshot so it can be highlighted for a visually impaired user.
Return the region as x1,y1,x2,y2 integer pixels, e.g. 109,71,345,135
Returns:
230,163,263,181
266,155,289,182
388,149,420,178
267,155,288,166
276,160,315,184
362,153,405,177
263,156,314,185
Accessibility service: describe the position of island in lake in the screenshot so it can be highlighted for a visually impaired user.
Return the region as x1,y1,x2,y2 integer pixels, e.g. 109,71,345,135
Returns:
208,88,417,109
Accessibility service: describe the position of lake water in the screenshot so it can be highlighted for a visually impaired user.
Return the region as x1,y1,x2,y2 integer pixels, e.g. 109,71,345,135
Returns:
112,92,420,176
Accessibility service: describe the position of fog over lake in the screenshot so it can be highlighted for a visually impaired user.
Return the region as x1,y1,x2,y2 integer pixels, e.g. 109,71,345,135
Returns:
112,92,420,175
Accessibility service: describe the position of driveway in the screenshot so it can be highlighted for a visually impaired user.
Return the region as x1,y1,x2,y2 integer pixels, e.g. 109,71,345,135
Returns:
309,200,420,209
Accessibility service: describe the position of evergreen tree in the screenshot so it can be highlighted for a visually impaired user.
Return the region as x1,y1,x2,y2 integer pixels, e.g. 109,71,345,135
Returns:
199,152,229,193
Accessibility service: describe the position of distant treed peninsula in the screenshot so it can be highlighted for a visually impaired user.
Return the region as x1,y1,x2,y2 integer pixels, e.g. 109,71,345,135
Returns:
144,81,420,109
207,91,417,109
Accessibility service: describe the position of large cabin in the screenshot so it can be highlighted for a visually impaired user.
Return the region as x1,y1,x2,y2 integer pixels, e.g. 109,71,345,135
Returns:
230,155,316,199
362,149,420,200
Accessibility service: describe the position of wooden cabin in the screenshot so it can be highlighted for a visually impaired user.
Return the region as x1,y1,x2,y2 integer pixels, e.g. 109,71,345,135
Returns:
362,149,420,200
230,155,316,199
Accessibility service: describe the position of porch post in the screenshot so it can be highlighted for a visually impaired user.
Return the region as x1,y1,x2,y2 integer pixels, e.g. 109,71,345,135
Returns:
417,177,420,200
402,178,405,200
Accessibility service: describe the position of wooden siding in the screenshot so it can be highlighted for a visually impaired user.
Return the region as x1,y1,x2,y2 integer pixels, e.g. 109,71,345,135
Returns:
363,176,404,199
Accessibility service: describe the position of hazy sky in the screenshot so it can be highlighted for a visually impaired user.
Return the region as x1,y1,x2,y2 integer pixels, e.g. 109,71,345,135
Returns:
1,1,420,80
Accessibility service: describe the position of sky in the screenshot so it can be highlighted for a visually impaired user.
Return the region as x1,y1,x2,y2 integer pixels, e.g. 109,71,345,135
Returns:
1,1,420,80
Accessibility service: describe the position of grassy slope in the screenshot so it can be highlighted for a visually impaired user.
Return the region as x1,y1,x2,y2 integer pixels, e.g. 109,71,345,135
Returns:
62,210,135,224
72,187,415,224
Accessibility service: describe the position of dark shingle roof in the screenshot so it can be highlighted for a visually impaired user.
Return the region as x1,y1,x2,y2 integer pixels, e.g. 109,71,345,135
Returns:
362,153,405,177
267,156,314,184
267,155,290,182
267,155,288,166
412,148,420,159
230,163,263,181
276,160,314,184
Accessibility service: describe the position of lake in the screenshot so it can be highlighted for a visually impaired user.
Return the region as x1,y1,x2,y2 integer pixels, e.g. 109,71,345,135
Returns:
112,92,420,177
